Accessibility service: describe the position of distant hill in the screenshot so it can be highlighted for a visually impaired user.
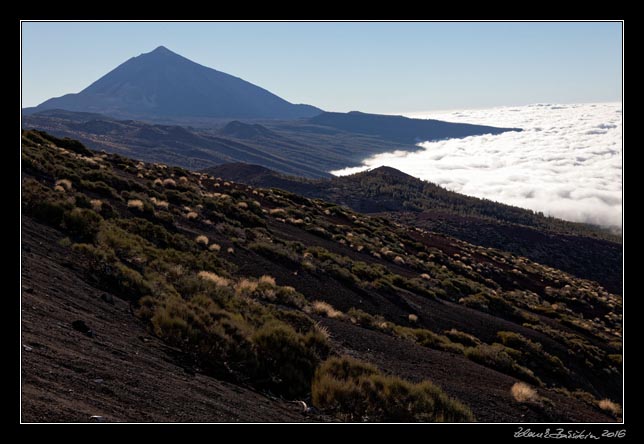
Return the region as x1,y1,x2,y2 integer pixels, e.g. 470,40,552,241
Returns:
219,120,281,139
24,109,518,179
205,163,622,294
23,46,322,120
309,111,521,143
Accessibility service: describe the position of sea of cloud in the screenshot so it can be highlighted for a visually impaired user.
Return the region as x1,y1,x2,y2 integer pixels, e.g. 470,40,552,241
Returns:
331,103,622,229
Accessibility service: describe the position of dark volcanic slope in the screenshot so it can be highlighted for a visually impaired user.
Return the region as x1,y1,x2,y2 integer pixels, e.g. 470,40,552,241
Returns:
310,111,521,144
22,131,622,422
206,164,622,295
21,218,312,423
24,46,321,120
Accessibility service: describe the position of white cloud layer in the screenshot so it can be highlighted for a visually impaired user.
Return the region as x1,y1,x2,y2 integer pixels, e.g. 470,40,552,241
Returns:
331,103,623,229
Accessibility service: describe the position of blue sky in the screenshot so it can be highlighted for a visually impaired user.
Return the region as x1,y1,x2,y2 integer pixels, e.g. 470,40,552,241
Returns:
21,21,622,113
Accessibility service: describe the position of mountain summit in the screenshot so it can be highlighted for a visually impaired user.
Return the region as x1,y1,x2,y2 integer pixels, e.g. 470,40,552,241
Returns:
24,46,322,120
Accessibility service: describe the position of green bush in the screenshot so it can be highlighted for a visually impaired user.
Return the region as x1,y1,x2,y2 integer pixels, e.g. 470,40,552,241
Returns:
28,199,68,227
252,323,328,398
465,343,541,385
63,208,103,242
444,329,482,347
150,295,256,376
249,241,300,267
312,356,475,422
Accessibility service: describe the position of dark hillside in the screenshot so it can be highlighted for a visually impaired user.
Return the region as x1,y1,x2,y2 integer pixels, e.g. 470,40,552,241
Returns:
21,131,622,422
206,163,622,294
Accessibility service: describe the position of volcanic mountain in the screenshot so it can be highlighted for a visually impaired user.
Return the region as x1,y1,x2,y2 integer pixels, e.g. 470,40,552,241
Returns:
23,46,321,120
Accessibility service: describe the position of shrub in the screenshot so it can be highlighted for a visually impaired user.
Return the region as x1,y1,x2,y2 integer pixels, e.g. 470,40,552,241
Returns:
252,323,327,398
28,199,68,226
511,382,539,403
273,286,307,309
465,344,541,386
405,328,464,354
79,180,118,198
62,208,102,242
249,241,299,267
209,243,221,252
163,178,176,187
312,356,475,422
149,295,255,376
444,329,481,347
459,293,489,310
598,399,622,417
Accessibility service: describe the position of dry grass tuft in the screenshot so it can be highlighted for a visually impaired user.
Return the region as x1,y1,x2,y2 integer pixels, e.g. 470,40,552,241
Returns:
314,322,331,341
408,314,418,323
236,278,258,296
162,178,176,187
127,199,144,211
259,275,276,286
197,271,230,287
195,235,209,246
598,399,622,417
55,179,72,191
186,211,199,220
511,382,539,403
312,301,345,319
150,197,169,209
237,202,249,209
269,208,287,216
208,243,221,252
90,199,103,212
420,273,431,280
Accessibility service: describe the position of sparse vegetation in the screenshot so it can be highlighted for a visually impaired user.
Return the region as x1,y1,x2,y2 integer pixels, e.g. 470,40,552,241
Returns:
20,130,622,422
312,356,475,422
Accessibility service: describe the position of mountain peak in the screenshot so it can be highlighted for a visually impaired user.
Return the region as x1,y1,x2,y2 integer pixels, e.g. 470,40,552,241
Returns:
27,47,322,120
151,45,172,53
146,45,178,57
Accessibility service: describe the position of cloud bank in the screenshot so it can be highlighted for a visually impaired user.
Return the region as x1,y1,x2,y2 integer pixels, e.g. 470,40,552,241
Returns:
331,103,622,229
